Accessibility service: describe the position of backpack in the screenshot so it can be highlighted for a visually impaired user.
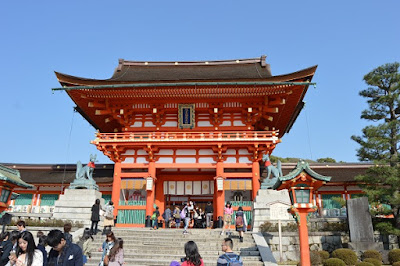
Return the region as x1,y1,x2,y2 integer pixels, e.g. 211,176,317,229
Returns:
180,209,186,219
223,254,242,266
235,215,244,228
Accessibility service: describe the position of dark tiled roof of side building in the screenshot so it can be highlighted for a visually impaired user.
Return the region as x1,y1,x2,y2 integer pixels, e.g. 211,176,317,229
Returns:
1,162,373,185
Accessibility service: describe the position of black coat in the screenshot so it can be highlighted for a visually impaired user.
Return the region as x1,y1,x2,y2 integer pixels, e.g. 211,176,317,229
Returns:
91,204,100,222
0,240,12,266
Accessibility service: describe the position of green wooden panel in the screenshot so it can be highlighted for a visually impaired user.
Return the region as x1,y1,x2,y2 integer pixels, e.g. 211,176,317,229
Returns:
14,194,33,205
40,194,58,206
102,194,112,203
322,194,342,209
117,210,146,224
230,201,252,207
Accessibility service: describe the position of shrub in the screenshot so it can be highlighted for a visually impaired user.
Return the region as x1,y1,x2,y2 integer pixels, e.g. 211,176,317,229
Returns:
362,250,382,262
311,250,322,266
388,249,400,264
355,263,373,266
362,258,381,266
331,249,358,265
319,251,330,263
323,258,346,266
392,262,400,266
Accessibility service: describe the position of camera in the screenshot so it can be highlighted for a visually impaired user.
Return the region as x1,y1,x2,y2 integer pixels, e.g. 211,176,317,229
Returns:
180,257,186,262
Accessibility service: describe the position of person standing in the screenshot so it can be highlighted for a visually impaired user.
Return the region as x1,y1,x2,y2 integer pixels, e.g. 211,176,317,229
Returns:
0,232,12,266
8,231,43,266
98,232,116,266
163,206,172,228
63,223,73,242
47,229,83,266
103,201,115,234
182,202,191,234
16,221,26,233
235,207,247,242
205,202,213,229
181,241,204,266
152,207,160,230
217,238,243,266
173,206,181,229
36,231,48,266
78,229,94,266
220,202,233,236
107,238,124,266
90,199,101,235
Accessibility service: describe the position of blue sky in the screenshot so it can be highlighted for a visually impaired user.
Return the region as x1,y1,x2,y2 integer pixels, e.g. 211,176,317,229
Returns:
1,1,399,164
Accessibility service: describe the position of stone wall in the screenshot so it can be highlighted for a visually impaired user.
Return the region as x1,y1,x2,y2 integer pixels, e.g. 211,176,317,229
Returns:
263,231,399,262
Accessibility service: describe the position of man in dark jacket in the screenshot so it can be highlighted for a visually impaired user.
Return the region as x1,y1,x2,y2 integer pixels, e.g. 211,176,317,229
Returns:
0,232,12,266
47,229,83,266
205,202,214,228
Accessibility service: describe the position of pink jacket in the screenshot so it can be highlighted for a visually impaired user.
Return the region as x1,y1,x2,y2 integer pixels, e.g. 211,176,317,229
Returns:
108,249,124,266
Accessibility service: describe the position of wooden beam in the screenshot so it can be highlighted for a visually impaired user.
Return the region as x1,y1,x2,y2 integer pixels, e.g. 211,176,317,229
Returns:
95,110,112,115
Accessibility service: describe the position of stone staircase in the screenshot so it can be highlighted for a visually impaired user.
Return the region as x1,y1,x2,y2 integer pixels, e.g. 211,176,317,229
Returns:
85,228,264,266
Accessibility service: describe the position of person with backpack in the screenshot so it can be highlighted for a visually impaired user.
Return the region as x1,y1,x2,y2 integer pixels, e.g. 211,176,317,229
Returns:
151,206,160,230
217,237,243,266
235,206,247,242
173,206,181,228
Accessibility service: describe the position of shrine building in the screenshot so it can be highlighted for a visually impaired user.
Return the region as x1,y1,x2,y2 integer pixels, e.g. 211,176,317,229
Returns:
50,56,320,227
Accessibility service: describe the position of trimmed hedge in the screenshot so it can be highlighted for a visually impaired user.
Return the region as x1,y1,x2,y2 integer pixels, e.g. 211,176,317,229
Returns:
331,249,358,265
355,263,373,266
319,250,330,263
363,258,381,266
324,258,346,266
362,250,382,262
389,249,400,264
311,250,322,266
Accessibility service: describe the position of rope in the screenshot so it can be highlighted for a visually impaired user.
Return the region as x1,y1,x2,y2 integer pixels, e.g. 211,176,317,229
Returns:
61,108,76,194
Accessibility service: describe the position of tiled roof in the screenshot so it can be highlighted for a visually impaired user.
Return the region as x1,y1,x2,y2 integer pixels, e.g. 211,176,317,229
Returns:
0,165,33,188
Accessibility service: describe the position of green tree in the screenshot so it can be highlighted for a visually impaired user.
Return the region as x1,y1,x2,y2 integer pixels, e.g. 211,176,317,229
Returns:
351,62,400,232
317,157,336,163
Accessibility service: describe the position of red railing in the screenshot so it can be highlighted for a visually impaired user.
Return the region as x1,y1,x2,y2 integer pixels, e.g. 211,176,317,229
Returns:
93,131,278,143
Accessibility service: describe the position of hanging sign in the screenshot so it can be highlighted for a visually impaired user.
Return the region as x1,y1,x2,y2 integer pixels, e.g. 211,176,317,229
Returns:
178,104,195,129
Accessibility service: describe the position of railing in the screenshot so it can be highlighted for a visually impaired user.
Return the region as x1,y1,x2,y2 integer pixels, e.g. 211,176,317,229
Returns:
117,210,146,224
93,131,278,143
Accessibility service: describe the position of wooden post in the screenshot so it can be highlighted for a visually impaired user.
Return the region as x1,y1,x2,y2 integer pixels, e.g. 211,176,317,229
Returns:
298,210,311,266
215,161,225,219
252,160,260,200
111,162,122,216
145,161,156,217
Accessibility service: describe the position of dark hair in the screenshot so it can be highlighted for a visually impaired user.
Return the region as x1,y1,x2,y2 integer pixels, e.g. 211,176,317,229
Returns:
0,231,10,242
37,231,46,246
10,230,20,243
184,241,202,266
16,231,37,266
95,199,100,205
226,202,231,208
109,201,114,206
238,206,243,211
46,229,65,248
224,237,233,249
105,231,116,242
63,223,72,233
16,220,26,228
109,238,123,260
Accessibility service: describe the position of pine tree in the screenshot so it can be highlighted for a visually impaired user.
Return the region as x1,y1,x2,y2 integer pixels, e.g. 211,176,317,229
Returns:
351,62,400,232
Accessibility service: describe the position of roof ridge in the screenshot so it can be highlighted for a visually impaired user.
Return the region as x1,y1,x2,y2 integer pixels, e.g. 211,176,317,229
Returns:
0,164,20,177
118,55,267,68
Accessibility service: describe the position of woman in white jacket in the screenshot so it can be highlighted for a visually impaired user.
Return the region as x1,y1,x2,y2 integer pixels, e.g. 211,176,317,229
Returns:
7,231,43,266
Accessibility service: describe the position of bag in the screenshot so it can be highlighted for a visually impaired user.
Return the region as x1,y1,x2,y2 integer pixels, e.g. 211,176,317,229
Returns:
180,209,186,219
103,255,109,266
235,215,244,228
151,213,156,220
223,254,242,266
174,212,180,219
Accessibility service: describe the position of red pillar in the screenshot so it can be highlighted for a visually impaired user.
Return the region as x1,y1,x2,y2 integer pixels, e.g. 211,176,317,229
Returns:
252,161,260,200
215,161,225,219
145,161,156,217
111,162,122,216
298,210,311,266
